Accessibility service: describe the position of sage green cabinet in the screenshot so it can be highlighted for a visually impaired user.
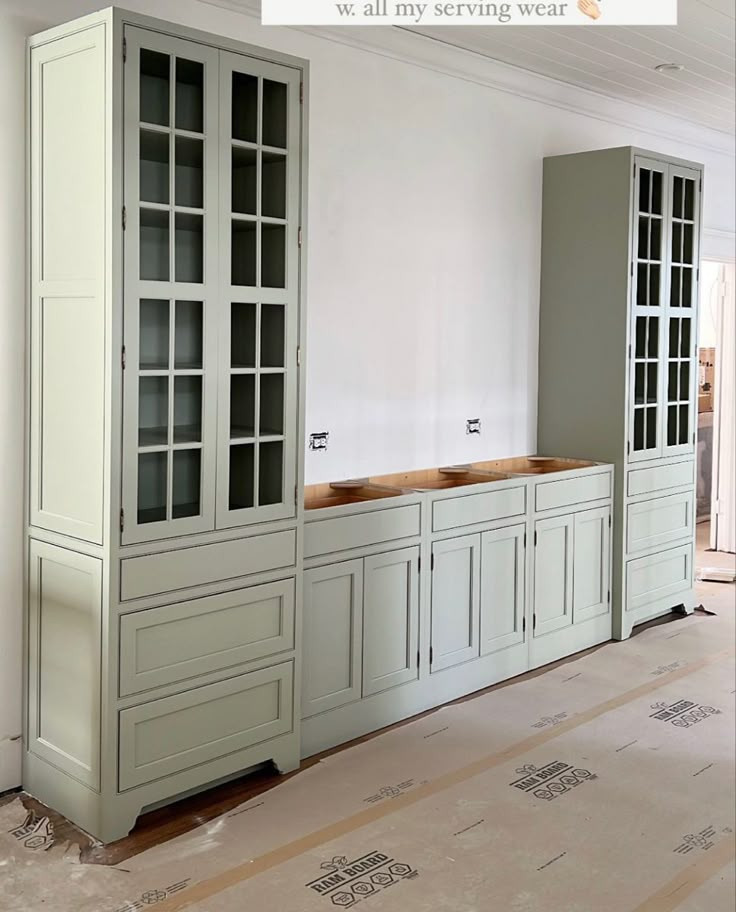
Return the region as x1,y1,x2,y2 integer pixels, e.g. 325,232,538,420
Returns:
573,507,611,623
430,534,481,672
533,515,574,637
479,524,526,656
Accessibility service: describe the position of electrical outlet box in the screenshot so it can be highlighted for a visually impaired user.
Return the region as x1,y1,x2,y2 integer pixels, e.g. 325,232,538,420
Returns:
309,432,329,451
466,418,481,435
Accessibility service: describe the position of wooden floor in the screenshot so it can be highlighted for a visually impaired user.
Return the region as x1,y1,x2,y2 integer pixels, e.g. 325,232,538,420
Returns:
0,606,692,868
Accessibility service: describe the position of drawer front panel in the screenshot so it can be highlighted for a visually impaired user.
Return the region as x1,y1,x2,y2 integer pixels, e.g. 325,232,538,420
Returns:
626,545,692,614
121,530,296,601
119,661,293,790
119,579,295,696
627,461,695,497
627,493,694,555
432,486,526,533
535,472,611,513
305,505,420,559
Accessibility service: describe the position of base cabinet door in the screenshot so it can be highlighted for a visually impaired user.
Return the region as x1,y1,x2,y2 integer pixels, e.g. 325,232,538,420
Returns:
573,507,611,624
480,524,526,655
431,534,480,672
362,547,420,697
533,515,573,637
302,560,363,718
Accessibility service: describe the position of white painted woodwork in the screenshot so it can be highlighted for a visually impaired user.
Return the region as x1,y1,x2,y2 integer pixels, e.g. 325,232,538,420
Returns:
431,534,481,672
120,529,296,601
29,26,106,544
119,661,294,790
304,504,421,560
119,579,295,696
362,547,419,696
573,507,611,624
27,540,102,789
627,461,695,497
431,486,525,533
535,472,612,513
627,493,694,555
533,515,574,637
479,524,526,655
302,561,363,717
626,544,693,615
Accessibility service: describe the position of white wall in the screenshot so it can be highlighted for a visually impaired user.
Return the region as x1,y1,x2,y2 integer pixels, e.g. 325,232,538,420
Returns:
0,0,734,790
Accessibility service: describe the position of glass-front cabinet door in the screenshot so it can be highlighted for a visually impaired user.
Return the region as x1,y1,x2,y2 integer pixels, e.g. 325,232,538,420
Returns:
216,52,301,528
122,29,220,544
629,157,668,463
663,165,700,458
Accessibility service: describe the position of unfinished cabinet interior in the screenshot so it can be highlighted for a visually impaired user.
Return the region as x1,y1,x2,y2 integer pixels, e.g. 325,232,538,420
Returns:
537,147,702,639
25,9,306,843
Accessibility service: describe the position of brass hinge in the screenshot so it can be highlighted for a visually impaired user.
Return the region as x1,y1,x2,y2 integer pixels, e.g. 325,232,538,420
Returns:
123,36,127,63
121,345,126,370
119,508,125,532
122,206,127,230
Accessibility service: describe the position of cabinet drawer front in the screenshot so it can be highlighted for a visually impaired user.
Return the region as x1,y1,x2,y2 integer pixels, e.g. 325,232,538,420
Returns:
627,493,694,555
627,461,695,497
119,580,295,696
535,472,611,513
119,662,293,790
120,530,296,601
432,486,525,533
305,505,420,559
626,545,692,614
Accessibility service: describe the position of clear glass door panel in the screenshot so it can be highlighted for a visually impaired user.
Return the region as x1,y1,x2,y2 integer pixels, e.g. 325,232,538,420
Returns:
138,452,167,524
634,166,665,310
140,49,170,126
173,449,202,519
139,299,170,369
174,300,203,369
175,58,204,133
631,314,661,454
665,315,693,447
175,136,204,208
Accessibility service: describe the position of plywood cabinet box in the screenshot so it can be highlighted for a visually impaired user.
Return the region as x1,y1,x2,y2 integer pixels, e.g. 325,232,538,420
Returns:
302,460,613,757
537,148,702,639
25,8,308,842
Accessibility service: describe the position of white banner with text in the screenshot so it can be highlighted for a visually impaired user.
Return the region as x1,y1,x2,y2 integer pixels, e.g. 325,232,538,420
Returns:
262,0,678,26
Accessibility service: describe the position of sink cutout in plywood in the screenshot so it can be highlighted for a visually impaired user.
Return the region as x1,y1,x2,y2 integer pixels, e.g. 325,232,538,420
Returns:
471,456,601,476
304,482,406,510
366,467,512,492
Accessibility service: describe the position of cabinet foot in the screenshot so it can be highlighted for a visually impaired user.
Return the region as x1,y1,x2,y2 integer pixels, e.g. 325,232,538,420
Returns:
273,747,300,775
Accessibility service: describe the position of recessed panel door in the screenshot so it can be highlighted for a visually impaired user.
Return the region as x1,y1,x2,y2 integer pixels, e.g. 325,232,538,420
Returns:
122,28,220,543
480,524,526,655
363,548,420,696
573,507,611,624
431,534,480,672
533,515,574,637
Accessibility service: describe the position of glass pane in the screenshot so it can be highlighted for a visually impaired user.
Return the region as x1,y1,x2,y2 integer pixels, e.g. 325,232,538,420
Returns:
639,169,650,213
635,317,647,358
232,147,257,216
683,224,694,265
231,374,255,439
232,72,258,143
140,208,170,281
669,320,680,357
138,452,167,524
672,176,683,219
173,449,201,519
175,58,203,133
637,264,648,307
635,363,645,405
637,217,649,260
175,213,203,284
262,152,286,219
262,224,286,288
684,179,695,221
175,137,203,208
668,362,678,402
671,222,682,264
649,264,660,305
231,302,256,368
259,441,283,506
678,405,689,445
140,130,169,204
679,362,690,401
670,267,682,308
646,362,657,403
262,79,287,148
650,218,662,261
139,299,169,370
232,221,257,286
680,318,691,357
648,316,659,358
667,406,677,446
652,170,663,216
682,268,693,308
645,407,657,449
139,376,168,446
140,49,169,127
261,305,285,367
633,409,645,451
174,376,202,443
260,373,284,435
175,300,203,369
229,444,254,510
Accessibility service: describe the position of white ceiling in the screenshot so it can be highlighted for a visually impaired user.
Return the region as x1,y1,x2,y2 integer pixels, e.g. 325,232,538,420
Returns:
405,0,735,135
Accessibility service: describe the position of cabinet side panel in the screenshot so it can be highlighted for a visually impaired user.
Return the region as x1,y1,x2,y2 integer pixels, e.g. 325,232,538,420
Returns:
28,541,102,790
537,149,631,464
29,26,107,543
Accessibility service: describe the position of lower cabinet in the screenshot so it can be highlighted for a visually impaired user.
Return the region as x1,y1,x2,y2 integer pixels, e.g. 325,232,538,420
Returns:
533,515,574,636
430,534,481,671
302,547,420,717
573,506,611,623
480,524,526,655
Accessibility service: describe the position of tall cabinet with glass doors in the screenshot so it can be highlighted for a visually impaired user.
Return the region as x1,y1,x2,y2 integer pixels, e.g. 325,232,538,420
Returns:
537,147,703,640
25,9,307,843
